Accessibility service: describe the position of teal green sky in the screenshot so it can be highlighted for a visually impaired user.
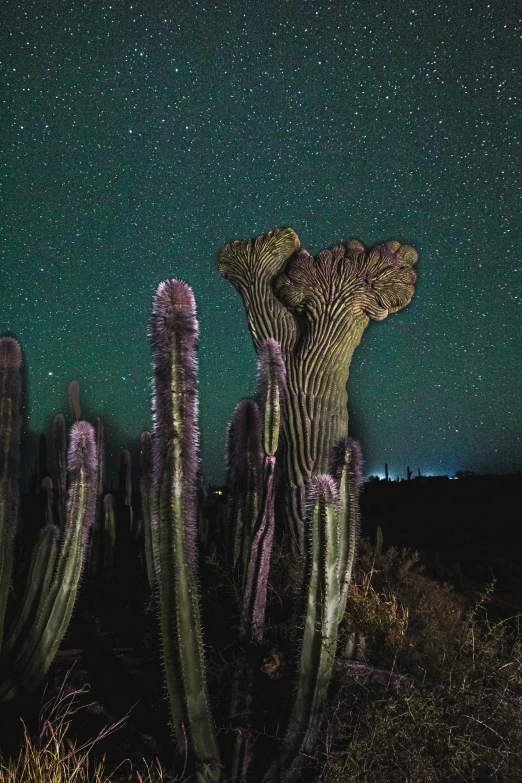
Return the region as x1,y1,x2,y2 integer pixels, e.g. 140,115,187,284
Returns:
2,0,521,483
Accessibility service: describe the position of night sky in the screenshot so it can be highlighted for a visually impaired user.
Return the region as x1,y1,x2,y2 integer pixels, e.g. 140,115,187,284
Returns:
2,0,521,485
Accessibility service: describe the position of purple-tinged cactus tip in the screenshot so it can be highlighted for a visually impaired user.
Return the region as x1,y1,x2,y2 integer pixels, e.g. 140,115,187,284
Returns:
68,421,97,474
330,437,364,488
306,474,339,508
0,337,22,368
152,279,198,339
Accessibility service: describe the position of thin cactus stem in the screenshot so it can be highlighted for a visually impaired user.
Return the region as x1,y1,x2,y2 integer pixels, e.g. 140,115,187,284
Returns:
268,476,341,780
240,455,276,644
240,338,285,644
41,477,54,528
140,431,157,592
95,417,105,513
226,399,262,584
330,437,363,620
52,414,67,529
120,449,133,528
1,524,60,662
0,421,97,701
68,380,81,421
0,337,22,649
150,279,221,783
103,493,116,580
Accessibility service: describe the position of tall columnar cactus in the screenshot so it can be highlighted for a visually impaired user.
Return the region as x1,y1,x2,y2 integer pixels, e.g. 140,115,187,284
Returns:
0,419,97,701
240,338,285,644
41,477,54,528
52,414,67,529
226,398,263,584
149,279,222,783
102,493,116,580
269,476,342,781
219,229,417,551
68,380,81,422
120,449,133,528
330,437,363,620
0,337,22,649
140,431,157,592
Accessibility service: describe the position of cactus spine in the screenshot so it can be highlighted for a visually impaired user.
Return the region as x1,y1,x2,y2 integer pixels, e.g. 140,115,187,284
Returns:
0,337,22,649
150,279,221,783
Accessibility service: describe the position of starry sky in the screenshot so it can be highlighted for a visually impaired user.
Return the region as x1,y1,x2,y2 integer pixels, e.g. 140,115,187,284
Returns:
2,0,521,485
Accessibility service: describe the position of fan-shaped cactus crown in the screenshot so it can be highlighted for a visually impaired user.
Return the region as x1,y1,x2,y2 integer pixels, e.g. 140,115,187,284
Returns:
274,239,417,325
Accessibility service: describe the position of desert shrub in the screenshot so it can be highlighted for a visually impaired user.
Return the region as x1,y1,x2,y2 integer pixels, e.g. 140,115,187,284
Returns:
323,541,522,782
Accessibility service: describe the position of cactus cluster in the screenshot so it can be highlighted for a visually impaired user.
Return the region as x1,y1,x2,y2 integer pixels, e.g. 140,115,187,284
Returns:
0,227,416,781
0,338,97,700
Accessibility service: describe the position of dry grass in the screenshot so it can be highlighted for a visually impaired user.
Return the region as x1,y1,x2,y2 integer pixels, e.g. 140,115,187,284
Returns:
0,675,169,783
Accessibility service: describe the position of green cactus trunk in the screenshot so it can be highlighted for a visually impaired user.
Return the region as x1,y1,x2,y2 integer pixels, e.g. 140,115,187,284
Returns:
150,279,221,783
52,414,67,530
140,431,157,592
267,476,341,781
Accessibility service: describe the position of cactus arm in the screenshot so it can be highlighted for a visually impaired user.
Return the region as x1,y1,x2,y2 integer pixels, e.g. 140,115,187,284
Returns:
240,455,275,644
103,493,116,579
52,414,67,530
267,477,341,780
218,228,299,352
331,437,363,620
150,280,221,782
226,399,262,584
240,339,285,643
0,338,22,650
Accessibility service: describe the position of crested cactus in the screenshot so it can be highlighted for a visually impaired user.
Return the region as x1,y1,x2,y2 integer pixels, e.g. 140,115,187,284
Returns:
150,279,222,783
0,337,22,649
219,229,417,551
